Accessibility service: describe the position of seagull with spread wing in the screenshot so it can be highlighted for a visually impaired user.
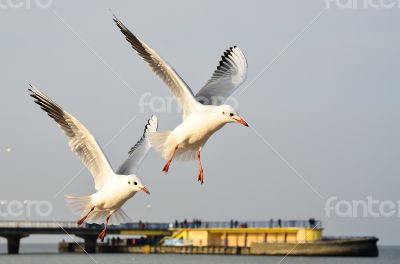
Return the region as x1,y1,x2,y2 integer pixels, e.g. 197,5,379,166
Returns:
29,87,156,241
114,16,249,185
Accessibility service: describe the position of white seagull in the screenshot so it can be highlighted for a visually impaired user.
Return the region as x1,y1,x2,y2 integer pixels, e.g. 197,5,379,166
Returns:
29,87,157,241
114,16,249,184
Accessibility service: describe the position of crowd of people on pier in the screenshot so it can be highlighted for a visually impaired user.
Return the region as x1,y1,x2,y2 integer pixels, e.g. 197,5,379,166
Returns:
97,218,320,230
168,218,319,229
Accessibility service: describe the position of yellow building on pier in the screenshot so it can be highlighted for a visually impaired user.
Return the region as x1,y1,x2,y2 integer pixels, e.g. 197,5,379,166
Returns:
168,227,322,247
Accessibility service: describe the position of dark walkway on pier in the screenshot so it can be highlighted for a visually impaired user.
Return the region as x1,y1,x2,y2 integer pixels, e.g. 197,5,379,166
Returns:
0,221,171,254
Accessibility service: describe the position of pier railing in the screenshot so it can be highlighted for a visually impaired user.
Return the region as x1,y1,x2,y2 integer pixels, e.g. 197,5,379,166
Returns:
0,220,79,228
169,220,322,229
0,219,322,230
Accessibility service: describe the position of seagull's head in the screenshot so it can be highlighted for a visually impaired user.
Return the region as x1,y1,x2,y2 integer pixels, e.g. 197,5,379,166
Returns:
127,175,150,195
217,105,249,127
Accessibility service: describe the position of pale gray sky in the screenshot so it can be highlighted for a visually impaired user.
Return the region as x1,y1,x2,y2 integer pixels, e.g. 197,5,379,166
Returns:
1,0,400,245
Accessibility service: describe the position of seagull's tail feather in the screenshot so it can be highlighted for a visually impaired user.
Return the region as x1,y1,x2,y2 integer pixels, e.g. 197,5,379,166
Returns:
148,131,197,161
85,210,105,224
65,196,132,225
148,131,174,160
65,195,92,216
64,195,100,224
109,208,132,225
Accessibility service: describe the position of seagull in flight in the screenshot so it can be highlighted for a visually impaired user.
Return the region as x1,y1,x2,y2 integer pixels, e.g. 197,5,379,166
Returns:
29,87,156,241
113,16,249,185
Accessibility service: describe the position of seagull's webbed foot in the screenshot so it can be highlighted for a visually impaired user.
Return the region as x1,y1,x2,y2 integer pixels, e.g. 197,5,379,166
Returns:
98,229,106,242
162,144,179,175
162,160,171,174
77,206,95,226
197,147,204,185
197,167,204,185
98,214,111,242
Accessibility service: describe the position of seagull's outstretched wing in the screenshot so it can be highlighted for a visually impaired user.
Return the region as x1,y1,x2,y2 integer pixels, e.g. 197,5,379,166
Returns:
113,16,199,118
195,46,247,105
117,115,158,175
29,87,115,191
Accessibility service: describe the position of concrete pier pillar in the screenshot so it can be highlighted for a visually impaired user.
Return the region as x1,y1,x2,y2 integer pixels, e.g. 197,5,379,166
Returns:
2,234,29,254
77,235,98,253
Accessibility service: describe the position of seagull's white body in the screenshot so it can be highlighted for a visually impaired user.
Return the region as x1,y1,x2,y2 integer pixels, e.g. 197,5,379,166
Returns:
175,111,224,146
29,87,156,240
157,107,228,161
90,175,136,211
114,16,249,183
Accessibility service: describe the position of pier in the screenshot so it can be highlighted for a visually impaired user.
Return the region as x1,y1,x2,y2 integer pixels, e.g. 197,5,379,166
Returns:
0,220,378,256
0,221,171,254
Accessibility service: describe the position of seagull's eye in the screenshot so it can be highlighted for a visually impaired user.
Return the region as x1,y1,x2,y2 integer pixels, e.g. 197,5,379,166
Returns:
230,113,234,117
222,111,225,115
128,181,130,185
134,181,138,185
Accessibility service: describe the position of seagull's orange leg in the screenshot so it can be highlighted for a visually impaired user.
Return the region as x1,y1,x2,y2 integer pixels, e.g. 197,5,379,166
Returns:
98,214,111,242
197,147,204,185
77,206,95,225
162,144,179,174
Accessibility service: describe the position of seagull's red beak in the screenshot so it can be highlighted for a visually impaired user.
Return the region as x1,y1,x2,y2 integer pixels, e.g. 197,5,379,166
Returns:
140,186,150,195
233,117,249,127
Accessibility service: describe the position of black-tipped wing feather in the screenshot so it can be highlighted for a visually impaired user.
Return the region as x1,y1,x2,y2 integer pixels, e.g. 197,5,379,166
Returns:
117,115,158,175
29,86,115,190
113,16,198,118
195,46,247,105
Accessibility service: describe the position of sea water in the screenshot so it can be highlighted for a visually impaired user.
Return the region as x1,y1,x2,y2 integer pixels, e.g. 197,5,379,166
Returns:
0,244,398,264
